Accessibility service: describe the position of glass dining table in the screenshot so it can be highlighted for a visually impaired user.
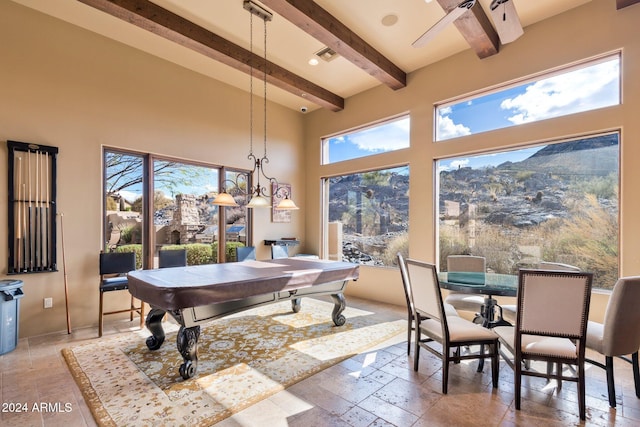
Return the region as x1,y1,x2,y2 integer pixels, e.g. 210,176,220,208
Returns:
438,271,518,372
438,271,518,328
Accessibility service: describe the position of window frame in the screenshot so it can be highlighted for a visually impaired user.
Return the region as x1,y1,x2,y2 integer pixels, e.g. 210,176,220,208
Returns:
321,114,411,165
102,147,253,269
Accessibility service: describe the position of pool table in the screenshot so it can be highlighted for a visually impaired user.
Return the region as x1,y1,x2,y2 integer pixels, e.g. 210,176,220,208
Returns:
127,257,359,379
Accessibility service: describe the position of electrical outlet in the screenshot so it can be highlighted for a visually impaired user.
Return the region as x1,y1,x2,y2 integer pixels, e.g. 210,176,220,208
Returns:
44,297,53,309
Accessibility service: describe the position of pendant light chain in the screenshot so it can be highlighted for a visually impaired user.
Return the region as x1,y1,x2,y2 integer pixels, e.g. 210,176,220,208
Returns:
248,11,254,158
262,17,268,159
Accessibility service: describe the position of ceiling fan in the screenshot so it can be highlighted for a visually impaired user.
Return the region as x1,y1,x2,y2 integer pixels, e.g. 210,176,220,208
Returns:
412,0,524,48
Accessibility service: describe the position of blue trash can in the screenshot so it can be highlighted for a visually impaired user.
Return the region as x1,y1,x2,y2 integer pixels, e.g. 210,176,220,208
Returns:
0,279,24,355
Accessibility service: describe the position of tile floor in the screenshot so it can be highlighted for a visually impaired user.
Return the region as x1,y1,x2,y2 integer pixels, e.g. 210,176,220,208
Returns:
1,296,639,426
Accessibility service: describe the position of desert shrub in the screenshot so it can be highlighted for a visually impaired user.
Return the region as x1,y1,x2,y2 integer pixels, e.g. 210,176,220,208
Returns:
571,173,618,199
472,226,522,274
106,196,118,211
118,225,134,244
212,241,245,263
381,232,408,266
184,243,214,265
439,226,471,269
515,171,534,182
542,194,618,289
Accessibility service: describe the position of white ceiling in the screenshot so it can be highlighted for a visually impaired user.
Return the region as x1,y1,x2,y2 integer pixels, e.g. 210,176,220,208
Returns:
11,0,591,112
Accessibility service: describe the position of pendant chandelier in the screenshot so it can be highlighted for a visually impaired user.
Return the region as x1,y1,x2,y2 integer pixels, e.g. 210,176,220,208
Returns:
213,0,298,211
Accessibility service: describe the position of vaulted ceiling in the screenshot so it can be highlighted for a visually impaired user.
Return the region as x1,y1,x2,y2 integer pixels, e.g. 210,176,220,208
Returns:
11,0,639,112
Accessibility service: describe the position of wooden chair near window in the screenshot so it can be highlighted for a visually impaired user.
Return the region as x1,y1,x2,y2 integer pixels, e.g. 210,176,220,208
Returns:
158,248,187,268
585,276,640,408
397,253,458,355
502,262,581,325
494,269,593,420
406,258,499,394
443,255,487,322
237,246,257,262
98,251,143,337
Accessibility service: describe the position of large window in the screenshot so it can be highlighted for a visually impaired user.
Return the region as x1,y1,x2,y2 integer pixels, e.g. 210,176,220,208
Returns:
437,133,619,290
104,149,250,268
436,54,620,141
325,166,409,267
322,115,410,164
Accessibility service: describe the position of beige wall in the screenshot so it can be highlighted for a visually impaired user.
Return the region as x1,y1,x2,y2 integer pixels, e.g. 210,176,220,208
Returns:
0,1,305,337
304,0,640,322
1,1,637,338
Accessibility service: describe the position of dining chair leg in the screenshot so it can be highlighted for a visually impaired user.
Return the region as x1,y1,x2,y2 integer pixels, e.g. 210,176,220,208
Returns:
515,359,522,410
632,352,640,399
407,313,412,355
606,356,617,407
413,327,421,371
578,363,586,420
98,291,104,338
442,346,450,394
491,343,499,388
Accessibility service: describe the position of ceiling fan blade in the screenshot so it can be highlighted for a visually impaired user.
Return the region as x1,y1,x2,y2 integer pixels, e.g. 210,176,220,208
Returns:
412,0,477,48
490,0,524,44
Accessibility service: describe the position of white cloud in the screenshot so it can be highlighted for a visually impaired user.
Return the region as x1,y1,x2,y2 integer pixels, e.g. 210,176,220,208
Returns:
501,59,619,125
437,113,471,140
347,117,410,152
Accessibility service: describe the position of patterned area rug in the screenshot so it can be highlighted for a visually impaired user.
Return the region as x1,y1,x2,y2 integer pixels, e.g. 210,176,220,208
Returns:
62,298,405,427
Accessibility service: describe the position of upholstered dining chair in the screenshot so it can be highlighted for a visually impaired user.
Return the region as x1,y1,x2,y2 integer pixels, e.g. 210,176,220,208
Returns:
494,269,593,420
236,246,257,262
397,253,458,355
98,251,143,337
406,258,499,394
444,255,486,322
271,244,288,259
586,276,640,408
158,248,187,268
502,261,581,324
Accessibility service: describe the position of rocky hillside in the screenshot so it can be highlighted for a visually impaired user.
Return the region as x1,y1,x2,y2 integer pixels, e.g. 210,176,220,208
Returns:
439,134,618,228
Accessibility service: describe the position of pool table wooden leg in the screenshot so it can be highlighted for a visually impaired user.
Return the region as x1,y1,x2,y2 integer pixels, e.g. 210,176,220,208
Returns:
331,293,346,326
145,307,166,350
177,325,200,380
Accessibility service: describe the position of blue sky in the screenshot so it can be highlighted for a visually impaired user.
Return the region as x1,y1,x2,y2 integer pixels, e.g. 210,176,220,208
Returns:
327,56,620,167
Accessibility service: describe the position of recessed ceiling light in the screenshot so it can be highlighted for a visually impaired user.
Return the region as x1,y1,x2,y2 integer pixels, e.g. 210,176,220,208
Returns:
381,14,398,27
308,58,319,66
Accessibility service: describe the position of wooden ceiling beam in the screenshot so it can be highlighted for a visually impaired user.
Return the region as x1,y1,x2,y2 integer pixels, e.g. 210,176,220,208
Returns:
617,0,640,9
260,0,406,90
77,0,344,111
436,0,499,59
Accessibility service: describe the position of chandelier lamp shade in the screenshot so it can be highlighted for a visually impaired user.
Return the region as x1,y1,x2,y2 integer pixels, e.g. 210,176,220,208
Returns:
213,0,298,211
210,190,237,207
